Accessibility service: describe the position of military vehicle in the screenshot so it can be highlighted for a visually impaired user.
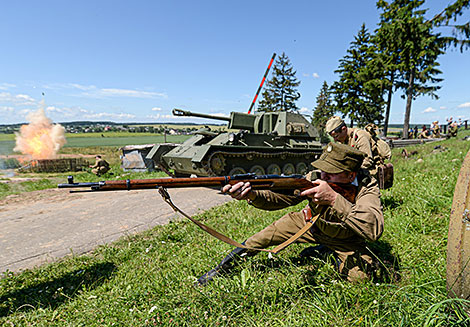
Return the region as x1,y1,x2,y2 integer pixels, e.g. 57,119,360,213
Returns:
147,108,323,177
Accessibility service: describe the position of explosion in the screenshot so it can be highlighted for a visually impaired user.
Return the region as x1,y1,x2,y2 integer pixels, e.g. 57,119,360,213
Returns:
14,107,66,159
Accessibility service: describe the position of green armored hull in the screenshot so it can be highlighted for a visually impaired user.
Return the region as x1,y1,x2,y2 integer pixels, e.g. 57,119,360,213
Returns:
147,109,323,177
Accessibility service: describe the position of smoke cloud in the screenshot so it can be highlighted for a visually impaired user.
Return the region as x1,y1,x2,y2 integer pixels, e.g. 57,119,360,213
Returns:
14,105,66,159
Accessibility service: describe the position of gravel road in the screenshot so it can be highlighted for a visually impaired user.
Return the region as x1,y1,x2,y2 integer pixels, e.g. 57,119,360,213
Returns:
0,187,232,274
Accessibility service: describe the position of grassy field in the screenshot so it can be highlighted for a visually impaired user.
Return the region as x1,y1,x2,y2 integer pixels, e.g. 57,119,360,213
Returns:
1,131,470,325
0,132,191,156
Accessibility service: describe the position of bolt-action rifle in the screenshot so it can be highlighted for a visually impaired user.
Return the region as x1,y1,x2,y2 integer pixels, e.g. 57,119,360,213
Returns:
59,173,316,194
58,173,356,199
58,174,357,253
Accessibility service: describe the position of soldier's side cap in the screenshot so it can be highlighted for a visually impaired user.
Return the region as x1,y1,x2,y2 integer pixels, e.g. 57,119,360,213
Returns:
311,143,366,173
325,116,345,134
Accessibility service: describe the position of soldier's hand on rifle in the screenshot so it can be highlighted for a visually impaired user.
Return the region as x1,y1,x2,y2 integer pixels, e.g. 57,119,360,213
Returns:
222,182,256,201
300,180,338,206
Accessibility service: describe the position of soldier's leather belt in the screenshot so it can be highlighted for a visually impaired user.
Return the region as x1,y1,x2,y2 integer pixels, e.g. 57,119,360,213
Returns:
158,187,319,254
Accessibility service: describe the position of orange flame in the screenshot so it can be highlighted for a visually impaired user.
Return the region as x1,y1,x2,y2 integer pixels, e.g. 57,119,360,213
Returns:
14,107,66,159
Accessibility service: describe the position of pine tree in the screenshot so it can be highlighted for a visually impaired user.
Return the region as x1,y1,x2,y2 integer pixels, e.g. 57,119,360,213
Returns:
330,24,385,127
258,52,301,112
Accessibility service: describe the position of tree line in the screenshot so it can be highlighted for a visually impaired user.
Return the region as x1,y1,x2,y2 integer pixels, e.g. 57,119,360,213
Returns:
256,0,469,138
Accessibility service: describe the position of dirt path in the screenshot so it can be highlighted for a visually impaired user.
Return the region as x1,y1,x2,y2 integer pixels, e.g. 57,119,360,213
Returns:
0,187,232,274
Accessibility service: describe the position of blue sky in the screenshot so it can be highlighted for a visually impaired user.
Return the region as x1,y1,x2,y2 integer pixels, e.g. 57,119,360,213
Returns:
0,0,468,125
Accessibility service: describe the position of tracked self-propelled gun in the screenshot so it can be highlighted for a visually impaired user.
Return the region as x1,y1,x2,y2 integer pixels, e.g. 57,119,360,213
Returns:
147,108,323,177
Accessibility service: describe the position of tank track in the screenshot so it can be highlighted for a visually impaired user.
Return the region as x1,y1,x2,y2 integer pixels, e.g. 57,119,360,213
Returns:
204,150,322,176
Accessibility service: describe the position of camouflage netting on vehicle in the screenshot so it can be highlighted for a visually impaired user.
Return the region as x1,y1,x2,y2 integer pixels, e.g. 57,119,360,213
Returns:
18,158,89,173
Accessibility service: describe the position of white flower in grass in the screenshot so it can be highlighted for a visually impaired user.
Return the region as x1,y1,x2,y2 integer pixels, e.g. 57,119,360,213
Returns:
149,306,158,313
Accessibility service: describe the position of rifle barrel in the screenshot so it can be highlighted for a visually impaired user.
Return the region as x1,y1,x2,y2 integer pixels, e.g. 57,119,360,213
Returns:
57,174,313,193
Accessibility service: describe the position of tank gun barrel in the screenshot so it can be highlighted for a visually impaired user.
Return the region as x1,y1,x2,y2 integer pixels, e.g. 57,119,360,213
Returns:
173,108,231,122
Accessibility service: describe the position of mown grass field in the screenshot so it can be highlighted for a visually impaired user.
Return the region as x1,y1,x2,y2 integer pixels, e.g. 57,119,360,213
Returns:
0,132,191,156
1,131,470,326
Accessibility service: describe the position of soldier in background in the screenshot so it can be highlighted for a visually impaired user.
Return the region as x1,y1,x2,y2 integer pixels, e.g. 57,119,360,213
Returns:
325,116,375,174
418,125,431,139
413,126,419,139
431,121,441,138
90,155,110,176
449,122,459,138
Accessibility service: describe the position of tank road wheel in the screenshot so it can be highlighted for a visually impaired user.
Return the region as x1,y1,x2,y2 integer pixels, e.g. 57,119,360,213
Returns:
296,162,308,175
249,165,266,176
208,153,226,175
266,164,281,175
282,163,296,176
229,167,246,176
447,148,470,300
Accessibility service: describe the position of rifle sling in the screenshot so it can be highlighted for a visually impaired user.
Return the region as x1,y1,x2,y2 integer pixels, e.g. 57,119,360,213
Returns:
157,187,319,254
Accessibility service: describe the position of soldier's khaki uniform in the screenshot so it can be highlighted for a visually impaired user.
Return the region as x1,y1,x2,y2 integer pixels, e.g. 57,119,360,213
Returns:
91,158,110,176
345,128,375,174
431,122,440,138
246,170,383,281
449,124,458,137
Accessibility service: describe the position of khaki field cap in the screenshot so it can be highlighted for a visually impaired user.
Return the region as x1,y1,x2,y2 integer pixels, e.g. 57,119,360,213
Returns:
312,143,366,173
325,116,345,134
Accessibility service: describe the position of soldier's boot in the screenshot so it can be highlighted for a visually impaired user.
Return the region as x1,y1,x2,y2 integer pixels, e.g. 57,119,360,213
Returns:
196,247,250,286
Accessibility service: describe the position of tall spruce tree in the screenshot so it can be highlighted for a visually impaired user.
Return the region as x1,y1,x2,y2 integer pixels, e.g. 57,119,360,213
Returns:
258,52,301,112
330,24,385,127
376,0,443,139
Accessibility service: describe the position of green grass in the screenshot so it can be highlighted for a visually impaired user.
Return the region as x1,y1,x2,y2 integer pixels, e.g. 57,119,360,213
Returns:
1,133,470,325
0,133,190,155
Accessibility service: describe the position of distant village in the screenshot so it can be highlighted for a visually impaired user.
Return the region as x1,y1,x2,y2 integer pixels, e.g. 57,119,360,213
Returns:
0,121,226,135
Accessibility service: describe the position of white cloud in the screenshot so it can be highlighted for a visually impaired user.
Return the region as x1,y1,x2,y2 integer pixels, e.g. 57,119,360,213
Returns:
147,113,174,120
82,112,136,120
98,88,167,99
44,83,168,99
458,102,470,108
299,107,310,115
45,106,76,117
422,107,437,113
0,106,14,113
0,83,16,91
439,106,447,110
152,107,162,111
302,73,320,78
0,92,37,106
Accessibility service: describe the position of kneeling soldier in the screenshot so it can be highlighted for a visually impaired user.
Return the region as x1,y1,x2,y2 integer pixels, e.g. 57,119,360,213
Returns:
197,143,384,285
